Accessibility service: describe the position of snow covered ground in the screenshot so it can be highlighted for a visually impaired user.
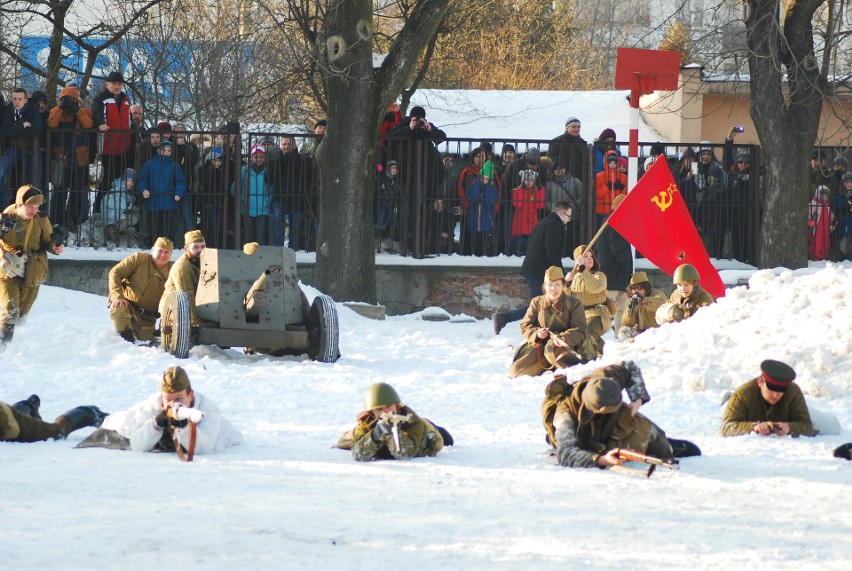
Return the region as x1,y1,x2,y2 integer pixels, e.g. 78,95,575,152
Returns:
3,263,851,570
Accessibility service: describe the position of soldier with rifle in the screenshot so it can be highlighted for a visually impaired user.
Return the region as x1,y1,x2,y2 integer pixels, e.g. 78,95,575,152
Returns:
543,361,701,470
107,236,174,343
0,185,64,346
336,382,451,462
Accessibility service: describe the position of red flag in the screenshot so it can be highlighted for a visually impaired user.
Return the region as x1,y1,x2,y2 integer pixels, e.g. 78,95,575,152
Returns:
606,155,726,298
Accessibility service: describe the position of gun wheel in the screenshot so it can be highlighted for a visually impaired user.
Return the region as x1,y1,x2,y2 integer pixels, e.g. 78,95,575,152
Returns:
307,294,340,363
160,290,192,359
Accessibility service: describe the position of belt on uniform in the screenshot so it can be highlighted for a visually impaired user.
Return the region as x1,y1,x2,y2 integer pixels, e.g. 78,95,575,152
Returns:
584,304,604,310
130,301,160,318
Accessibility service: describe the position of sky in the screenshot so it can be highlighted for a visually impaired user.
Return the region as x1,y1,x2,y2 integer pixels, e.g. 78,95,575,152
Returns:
2,260,851,569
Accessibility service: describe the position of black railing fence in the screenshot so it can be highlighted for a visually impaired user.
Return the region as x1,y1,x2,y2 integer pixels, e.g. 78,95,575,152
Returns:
1,127,850,264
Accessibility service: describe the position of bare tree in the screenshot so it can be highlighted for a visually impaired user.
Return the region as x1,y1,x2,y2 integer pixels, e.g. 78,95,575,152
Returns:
744,0,840,268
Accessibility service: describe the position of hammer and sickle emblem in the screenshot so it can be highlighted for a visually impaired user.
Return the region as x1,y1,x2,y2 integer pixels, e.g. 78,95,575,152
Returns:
651,183,679,212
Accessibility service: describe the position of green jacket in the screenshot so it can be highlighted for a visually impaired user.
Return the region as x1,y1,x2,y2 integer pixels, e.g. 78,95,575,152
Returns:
721,378,815,437
350,405,443,461
621,288,667,332
109,252,172,312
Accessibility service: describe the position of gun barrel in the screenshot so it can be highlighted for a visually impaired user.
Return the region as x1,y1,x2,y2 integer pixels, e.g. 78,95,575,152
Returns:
244,267,278,317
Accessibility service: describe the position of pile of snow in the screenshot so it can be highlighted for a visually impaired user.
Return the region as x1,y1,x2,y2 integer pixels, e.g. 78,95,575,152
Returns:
4,265,851,568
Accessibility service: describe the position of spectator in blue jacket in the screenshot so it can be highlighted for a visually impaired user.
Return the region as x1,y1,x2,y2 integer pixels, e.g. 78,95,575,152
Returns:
465,159,499,256
139,140,185,246
231,144,273,245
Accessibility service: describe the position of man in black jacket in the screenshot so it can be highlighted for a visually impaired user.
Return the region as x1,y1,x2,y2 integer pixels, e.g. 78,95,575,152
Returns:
0,88,44,200
493,201,572,334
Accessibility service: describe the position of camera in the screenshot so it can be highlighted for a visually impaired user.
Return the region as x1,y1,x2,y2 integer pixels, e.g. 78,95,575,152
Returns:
769,425,782,434
627,292,641,311
58,96,79,115
51,224,68,247
417,118,427,128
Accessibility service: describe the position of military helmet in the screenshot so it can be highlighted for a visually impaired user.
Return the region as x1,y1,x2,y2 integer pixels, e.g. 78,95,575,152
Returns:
672,263,700,284
363,383,401,411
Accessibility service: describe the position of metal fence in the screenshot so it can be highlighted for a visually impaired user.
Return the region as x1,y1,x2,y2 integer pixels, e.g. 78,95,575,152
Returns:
2,127,851,264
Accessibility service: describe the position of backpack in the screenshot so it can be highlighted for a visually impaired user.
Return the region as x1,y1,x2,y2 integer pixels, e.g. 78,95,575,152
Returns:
541,375,573,448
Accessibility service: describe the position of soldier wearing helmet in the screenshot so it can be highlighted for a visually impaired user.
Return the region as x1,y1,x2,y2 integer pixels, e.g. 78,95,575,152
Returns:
336,382,449,461
655,263,715,324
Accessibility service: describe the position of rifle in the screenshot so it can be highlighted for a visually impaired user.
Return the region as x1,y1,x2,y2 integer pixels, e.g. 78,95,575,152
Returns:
547,330,584,368
611,448,679,478
379,411,413,453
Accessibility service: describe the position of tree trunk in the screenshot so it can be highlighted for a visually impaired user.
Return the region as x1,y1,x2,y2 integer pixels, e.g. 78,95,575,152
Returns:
45,1,71,103
745,0,826,268
313,0,450,302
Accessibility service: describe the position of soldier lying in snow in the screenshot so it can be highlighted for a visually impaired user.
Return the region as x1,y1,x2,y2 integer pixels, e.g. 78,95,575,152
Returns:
335,382,452,462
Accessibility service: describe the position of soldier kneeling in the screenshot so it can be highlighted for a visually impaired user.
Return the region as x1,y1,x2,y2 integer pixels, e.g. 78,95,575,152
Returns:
336,383,452,462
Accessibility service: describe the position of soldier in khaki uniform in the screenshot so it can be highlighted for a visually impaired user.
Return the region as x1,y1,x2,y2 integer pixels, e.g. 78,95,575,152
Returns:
1,394,105,443
108,237,174,342
617,271,667,341
508,266,595,378
545,361,700,468
567,244,610,354
160,230,205,327
721,359,815,437
0,185,63,345
337,383,448,462
656,263,715,324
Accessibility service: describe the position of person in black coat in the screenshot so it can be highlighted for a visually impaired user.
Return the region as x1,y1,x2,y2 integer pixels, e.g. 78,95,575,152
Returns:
493,202,573,334
595,195,632,328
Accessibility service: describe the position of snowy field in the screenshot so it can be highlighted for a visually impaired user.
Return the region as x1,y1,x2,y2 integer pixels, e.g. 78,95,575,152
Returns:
2,264,851,570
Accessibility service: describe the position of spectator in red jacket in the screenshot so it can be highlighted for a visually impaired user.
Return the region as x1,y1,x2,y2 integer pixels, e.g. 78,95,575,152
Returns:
92,71,132,213
594,150,627,226
510,169,545,256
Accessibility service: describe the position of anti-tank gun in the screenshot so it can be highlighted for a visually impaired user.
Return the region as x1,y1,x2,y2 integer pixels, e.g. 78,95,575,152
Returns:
159,246,340,362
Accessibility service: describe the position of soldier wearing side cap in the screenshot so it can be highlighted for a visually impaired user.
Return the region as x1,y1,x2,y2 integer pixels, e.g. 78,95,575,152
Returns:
335,382,451,462
617,271,667,341
94,366,242,454
721,359,815,437
508,266,596,378
0,185,63,345
108,236,174,342
160,229,205,327
545,361,701,468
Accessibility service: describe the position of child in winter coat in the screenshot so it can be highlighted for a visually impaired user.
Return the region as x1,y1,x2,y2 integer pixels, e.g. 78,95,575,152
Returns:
808,185,832,261
595,150,627,225
102,169,140,244
465,160,499,256
374,160,400,237
510,169,545,256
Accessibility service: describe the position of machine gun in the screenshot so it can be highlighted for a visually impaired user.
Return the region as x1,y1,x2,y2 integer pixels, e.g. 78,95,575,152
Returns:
378,411,413,453
244,265,281,321
610,447,679,478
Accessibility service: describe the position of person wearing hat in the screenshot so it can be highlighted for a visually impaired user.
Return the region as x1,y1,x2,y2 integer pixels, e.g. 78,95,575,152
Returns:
92,366,242,453
721,360,815,437
107,236,174,342
500,147,545,197
594,150,627,226
45,84,94,230
374,159,401,239
544,159,582,247
509,169,545,256
692,140,727,256
594,127,620,174
655,263,715,324
92,71,133,213
462,158,499,256
508,265,596,378
549,116,587,182
231,144,273,244
160,230,205,328
335,382,448,461
617,271,667,341
1,394,106,444
546,360,701,468
197,146,234,249
139,139,185,246
301,119,327,158
0,88,44,198
0,185,63,344
566,244,609,356
723,127,753,261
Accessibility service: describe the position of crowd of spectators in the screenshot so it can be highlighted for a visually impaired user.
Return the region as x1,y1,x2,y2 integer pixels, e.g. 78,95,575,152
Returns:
2,78,851,263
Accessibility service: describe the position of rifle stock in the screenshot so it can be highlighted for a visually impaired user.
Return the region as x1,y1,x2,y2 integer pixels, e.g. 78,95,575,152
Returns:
615,448,679,469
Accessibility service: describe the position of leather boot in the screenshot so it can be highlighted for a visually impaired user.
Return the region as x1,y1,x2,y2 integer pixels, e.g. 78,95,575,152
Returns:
11,394,41,420
1,321,15,344
119,328,135,343
54,406,108,438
